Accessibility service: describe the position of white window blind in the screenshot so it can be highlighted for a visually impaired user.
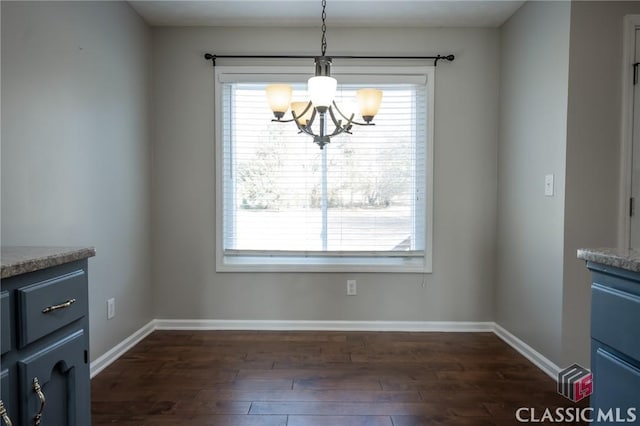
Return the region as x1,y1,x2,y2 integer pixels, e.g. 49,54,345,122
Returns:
215,66,433,272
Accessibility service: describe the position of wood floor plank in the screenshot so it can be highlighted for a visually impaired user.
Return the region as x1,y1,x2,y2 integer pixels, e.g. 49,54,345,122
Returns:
237,367,390,383
94,414,289,426
288,415,393,426
169,400,252,415
248,401,443,416
293,378,383,391
209,379,295,391
391,415,499,426
91,330,588,425
197,389,422,403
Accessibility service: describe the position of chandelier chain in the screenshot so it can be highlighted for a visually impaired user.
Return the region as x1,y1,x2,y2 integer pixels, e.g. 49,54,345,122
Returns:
320,0,327,56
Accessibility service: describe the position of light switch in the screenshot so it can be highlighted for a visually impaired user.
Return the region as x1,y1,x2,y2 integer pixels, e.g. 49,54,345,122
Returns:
544,174,554,197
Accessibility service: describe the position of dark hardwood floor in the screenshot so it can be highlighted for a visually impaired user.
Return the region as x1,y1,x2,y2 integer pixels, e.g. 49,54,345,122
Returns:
91,330,588,425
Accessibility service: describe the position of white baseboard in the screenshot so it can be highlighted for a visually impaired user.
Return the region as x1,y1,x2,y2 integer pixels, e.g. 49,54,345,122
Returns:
493,323,561,380
154,319,495,332
90,319,560,382
90,319,156,378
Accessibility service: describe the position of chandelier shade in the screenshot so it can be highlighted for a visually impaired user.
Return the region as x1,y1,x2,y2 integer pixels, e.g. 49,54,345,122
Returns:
265,84,293,119
291,101,314,127
308,76,337,111
356,89,383,123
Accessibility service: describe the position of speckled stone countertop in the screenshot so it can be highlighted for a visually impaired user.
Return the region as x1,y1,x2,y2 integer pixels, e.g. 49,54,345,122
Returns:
577,248,640,273
1,246,96,279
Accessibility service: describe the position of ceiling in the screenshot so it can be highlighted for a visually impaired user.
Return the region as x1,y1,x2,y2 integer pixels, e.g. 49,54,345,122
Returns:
128,0,526,28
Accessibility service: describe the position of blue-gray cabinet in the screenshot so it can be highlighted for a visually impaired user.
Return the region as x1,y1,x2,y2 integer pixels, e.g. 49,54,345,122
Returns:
1,258,91,426
587,261,640,424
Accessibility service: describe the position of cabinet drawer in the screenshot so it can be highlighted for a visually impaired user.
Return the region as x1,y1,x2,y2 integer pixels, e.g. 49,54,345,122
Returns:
1,291,12,355
591,283,640,361
591,346,640,422
17,269,88,347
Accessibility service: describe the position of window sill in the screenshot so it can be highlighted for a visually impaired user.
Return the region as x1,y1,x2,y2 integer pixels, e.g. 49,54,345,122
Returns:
216,253,432,273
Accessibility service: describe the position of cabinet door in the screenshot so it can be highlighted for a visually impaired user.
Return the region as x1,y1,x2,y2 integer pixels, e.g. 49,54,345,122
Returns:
18,329,90,426
1,368,16,426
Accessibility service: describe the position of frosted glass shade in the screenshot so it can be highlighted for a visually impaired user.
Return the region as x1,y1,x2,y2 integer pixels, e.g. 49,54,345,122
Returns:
356,88,383,121
308,76,337,109
291,101,313,127
265,84,293,115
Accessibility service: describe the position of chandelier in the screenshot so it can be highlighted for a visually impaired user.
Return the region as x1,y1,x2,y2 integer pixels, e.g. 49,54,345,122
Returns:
264,0,383,149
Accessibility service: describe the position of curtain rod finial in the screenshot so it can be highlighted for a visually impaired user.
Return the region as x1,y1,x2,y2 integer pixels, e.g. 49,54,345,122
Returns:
204,53,216,66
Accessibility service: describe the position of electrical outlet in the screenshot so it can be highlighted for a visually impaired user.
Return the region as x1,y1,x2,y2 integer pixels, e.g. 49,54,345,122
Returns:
107,298,115,320
347,280,357,296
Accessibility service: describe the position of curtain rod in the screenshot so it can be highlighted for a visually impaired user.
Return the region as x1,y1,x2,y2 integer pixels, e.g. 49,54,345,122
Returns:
203,53,455,67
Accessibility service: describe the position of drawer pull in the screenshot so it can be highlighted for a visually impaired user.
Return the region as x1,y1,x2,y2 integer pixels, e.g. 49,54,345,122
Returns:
0,400,13,426
32,377,46,426
42,298,76,314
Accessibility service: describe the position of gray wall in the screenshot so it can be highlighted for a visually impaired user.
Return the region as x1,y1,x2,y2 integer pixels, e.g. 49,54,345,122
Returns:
562,1,640,367
496,1,571,365
497,1,640,368
1,1,153,360
4,0,632,369
151,27,499,322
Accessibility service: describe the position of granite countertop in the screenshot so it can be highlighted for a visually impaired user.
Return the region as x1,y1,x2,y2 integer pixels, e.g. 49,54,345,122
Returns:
1,246,96,279
577,247,640,273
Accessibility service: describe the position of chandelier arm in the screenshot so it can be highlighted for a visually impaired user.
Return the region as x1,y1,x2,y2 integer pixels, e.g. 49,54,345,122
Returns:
330,101,358,127
327,106,341,127
292,108,318,136
309,107,317,126
348,121,376,127
323,108,352,137
296,123,317,137
299,101,314,118
295,122,317,137
328,125,350,138
333,101,376,126
294,119,317,137
327,106,353,134
282,101,315,130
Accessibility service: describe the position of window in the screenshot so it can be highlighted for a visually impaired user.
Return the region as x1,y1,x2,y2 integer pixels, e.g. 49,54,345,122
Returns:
215,66,434,272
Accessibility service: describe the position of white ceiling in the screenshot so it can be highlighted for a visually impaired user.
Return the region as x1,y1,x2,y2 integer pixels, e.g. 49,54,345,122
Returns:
128,0,526,28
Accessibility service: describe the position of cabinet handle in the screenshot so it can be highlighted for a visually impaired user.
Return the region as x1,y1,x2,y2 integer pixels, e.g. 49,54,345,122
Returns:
42,298,76,314
0,400,13,426
32,378,46,426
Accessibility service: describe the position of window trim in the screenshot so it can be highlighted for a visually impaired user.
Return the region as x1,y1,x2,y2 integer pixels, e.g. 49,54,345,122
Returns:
214,65,434,273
